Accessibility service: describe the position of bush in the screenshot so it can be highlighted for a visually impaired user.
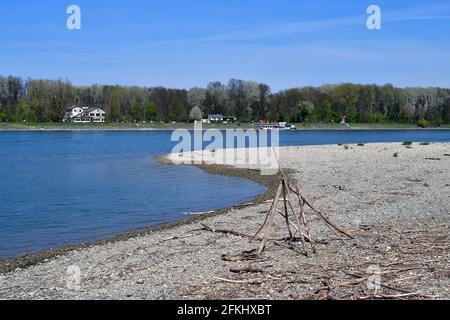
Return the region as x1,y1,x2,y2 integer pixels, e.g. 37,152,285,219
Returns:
434,117,444,127
418,118,430,128
402,141,412,146
0,105,7,122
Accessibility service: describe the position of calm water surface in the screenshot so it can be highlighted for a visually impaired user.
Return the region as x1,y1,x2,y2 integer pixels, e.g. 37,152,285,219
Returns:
1,130,449,259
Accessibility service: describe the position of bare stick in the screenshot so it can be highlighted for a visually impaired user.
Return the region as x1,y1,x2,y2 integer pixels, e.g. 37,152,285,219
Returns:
249,207,270,243
200,222,257,239
276,209,299,234
257,182,284,256
299,196,316,253
288,184,354,239
161,234,196,242
276,208,313,243
230,267,264,274
359,292,423,300
282,180,293,239
213,277,264,285
283,179,308,256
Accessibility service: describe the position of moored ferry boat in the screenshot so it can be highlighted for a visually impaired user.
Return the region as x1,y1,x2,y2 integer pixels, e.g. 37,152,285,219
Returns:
258,121,296,130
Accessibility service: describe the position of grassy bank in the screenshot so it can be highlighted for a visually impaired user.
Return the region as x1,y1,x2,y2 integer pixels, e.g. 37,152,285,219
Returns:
0,122,254,131
1,121,450,131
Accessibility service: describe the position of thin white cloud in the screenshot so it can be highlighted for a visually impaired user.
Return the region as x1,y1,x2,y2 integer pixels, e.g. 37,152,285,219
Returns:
190,2,450,43
198,15,362,42
391,16,450,21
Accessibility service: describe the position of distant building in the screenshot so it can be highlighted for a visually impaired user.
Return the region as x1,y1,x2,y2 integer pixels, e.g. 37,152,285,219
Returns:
207,114,237,123
64,106,106,123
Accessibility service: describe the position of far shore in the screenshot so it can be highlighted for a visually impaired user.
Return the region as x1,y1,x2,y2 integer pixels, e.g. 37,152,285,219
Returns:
1,122,450,132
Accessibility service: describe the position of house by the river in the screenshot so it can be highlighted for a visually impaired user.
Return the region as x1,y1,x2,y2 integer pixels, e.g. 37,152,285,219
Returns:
64,106,106,123
206,114,237,123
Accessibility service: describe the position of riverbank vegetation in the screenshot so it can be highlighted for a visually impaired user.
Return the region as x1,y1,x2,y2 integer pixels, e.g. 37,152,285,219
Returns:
1,75,449,127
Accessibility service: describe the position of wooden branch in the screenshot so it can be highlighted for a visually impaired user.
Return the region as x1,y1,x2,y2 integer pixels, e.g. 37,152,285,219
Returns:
200,222,255,239
250,200,272,243
359,292,422,300
161,234,196,242
276,209,297,233
288,184,354,239
230,267,264,274
299,196,316,253
283,179,308,256
213,276,264,285
282,180,293,239
257,182,284,256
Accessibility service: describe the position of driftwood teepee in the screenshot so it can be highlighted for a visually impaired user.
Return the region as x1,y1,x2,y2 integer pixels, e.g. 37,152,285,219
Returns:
200,173,354,260
251,175,354,258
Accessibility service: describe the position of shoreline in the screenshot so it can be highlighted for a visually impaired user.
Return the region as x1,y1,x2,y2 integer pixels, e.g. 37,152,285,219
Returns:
0,159,281,274
0,142,447,272
1,143,449,299
2,123,450,132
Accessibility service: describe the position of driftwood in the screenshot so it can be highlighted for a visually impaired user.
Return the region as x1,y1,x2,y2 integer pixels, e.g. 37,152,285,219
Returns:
200,222,254,239
256,183,284,256
284,180,309,256
288,184,354,239
161,234,196,242
276,209,313,243
200,221,319,245
251,175,354,257
359,292,422,300
222,250,260,262
213,276,263,285
230,266,264,274
199,173,354,259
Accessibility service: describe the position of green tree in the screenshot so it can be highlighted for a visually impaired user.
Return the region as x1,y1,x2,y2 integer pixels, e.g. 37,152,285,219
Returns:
16,100,36,122
131,102,143,121
297,101,314,122
7,76,23,117
168,95,186,122
0,103,7,121
314,98,333,121
103,86,122,121
189,106,203,121
398,105,412,123
26,80,49,121
418,118,430,128
47,80,73,122
334,84,358,121
145,101,157,121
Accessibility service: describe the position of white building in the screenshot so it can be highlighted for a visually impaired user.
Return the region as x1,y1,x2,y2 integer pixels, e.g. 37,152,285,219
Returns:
65,106,106,123
206,114,237,123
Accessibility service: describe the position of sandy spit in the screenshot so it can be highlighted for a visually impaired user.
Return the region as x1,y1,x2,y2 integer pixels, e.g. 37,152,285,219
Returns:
1,143,449,300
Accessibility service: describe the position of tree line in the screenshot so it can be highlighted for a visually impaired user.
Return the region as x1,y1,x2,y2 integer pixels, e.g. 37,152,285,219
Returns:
1,75,449,126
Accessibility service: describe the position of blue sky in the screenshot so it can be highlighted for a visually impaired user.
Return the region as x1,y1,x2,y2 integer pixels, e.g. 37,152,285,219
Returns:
0,0,449,91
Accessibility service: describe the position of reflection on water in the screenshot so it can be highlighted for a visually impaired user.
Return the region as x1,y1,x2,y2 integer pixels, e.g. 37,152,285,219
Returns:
0,131,266,259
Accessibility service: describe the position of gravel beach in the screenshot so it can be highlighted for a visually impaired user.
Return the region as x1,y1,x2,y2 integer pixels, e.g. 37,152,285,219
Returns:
1,143,449,300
